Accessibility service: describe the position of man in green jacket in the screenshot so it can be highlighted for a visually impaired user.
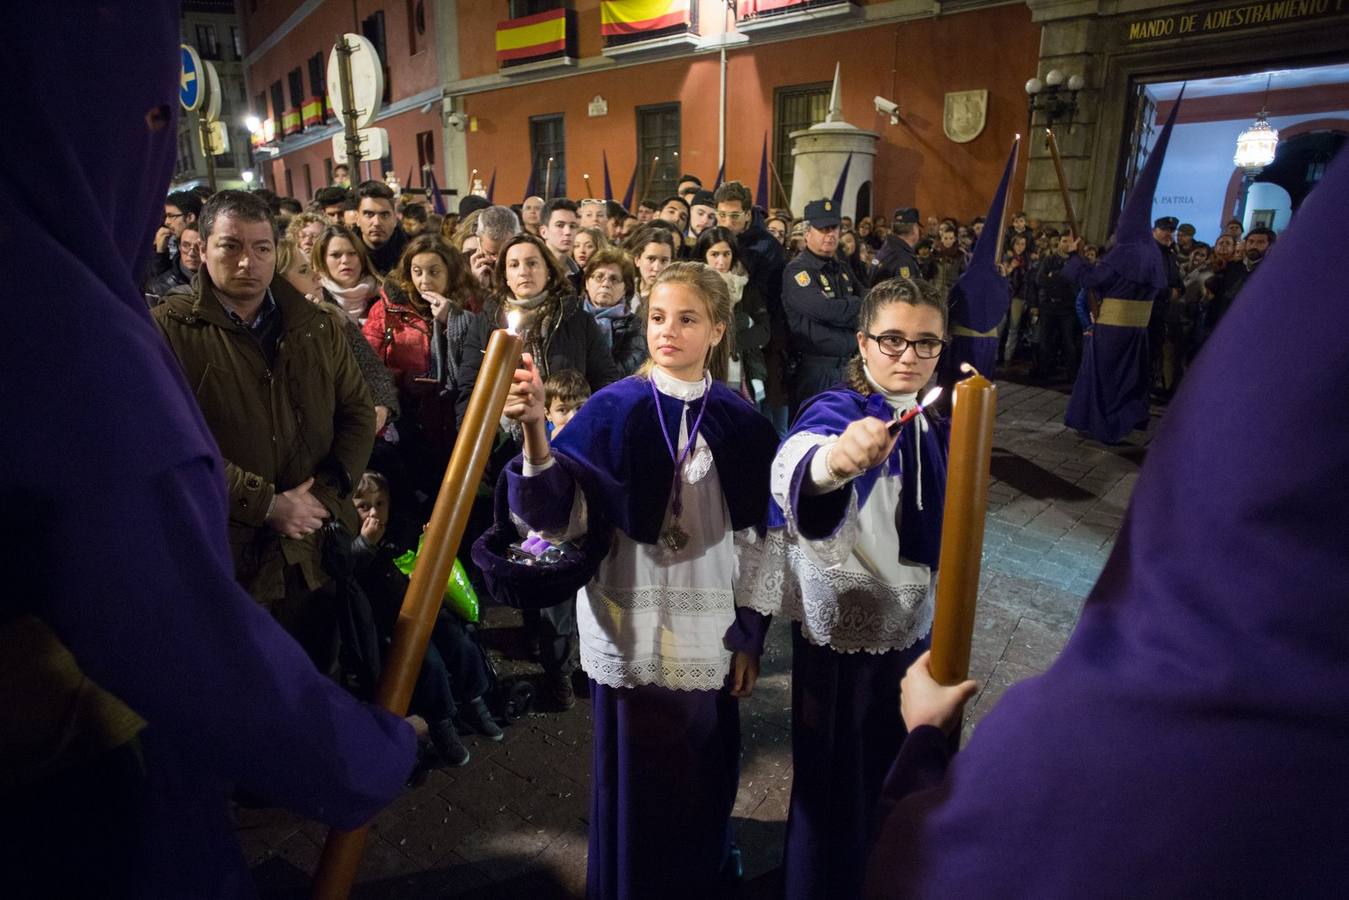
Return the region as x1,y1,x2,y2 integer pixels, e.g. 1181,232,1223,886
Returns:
153,190,375,669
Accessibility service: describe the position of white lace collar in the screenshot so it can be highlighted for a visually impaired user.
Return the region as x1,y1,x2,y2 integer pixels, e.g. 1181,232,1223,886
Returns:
651,367,709,402
862,363,918,412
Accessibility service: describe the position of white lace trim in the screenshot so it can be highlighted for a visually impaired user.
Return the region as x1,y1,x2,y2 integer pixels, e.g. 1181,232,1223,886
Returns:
581,646,733,692
745,529,933,654
771,432,862,569
596,584,735,614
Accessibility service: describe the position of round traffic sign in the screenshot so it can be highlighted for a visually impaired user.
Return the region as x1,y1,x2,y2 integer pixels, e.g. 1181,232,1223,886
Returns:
202,60,222,122
180,44,203,112
327,33,384,129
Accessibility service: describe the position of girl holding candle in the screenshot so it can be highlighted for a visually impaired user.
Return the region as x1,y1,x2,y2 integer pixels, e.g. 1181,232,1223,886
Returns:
745,276,950,900
485,262,780,898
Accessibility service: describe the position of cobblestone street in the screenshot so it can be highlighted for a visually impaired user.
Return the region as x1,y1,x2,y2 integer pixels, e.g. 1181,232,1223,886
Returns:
243,378,1161,899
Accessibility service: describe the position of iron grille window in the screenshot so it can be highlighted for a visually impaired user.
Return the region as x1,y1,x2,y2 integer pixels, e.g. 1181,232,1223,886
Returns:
636,103,680,203
361,11,392,104
308,53,325,100
269,81,284,122
416,130,435,170
195,24,219,60
231,26,244,60
531,114,566,199
773,82,831,208
288,68,304,109
510,0,566,16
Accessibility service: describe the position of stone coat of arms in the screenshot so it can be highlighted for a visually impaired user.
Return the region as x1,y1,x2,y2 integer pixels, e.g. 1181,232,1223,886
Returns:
944,90,988,144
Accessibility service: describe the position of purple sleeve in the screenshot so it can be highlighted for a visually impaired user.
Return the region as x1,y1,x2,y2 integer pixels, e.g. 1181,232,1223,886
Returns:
724,605,771,655
43,456,417,830
863,725,954,897
794,444,852,541
506,459,576,533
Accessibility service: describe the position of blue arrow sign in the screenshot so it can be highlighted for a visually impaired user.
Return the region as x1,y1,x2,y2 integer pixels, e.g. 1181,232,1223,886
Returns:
180,45,202,112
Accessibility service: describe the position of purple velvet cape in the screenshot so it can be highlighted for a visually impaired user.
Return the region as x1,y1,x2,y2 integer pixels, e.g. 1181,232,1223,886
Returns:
1,6,415,895
863,142,1349,899
520,375,781,543
769,387,947,571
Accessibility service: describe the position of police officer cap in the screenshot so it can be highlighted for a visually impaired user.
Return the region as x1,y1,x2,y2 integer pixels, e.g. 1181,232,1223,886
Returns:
803,199,841,228
892,207,920,225
1154,215,1179,230
689,189,717,209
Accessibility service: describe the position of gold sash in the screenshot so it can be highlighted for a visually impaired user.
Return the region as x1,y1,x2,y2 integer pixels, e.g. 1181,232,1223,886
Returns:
951,324,1000,338
1096,298,1153,328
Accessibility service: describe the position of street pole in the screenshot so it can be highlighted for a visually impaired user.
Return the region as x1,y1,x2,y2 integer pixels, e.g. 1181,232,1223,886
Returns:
336,34,363,175
197,112,217,193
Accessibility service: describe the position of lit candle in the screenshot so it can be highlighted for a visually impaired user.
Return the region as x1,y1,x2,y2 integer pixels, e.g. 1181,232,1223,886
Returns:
583,173,593,198
929,364,997,686
544,156,554,200
313,310,524,897
889,386,943,436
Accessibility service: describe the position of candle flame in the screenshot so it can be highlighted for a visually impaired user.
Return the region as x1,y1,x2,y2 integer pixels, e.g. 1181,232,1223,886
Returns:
506,310,521,336
921,386,943,407
959,362,983,377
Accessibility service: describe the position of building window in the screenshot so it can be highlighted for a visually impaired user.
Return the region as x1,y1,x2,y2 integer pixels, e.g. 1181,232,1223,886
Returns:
231,26,244,60
773,82,831,206
406,0,422,54
269,80,284,121
303,164,313,200
324,157,334,185
288,68,304,109
285,168,294,198
195,24,219,60
414,0,427,35
361,11,392,103
636,103,680,203
530,114,566,199
510,0,565,15
416,130,435,171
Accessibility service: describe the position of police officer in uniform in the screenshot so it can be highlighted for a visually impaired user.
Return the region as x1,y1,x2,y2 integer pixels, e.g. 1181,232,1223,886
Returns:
876,207,924,282
782,198,862,413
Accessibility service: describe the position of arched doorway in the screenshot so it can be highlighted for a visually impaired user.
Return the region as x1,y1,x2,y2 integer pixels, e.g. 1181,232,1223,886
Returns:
854,180,872,221
1221,119,1349,227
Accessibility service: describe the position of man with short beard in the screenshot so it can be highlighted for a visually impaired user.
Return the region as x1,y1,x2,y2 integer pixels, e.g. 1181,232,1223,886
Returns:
687,189,717,241
355,180,407,276
1206,225,1276,334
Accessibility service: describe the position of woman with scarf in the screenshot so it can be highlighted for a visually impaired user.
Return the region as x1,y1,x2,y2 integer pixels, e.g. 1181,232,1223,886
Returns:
746,277,950,900
362,234,477,514
930,225,968,299
312,224,381,323
582,246,646,375
695,226,769,406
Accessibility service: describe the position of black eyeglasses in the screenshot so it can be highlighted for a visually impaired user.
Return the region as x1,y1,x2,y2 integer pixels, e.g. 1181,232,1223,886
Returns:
865,333,946,359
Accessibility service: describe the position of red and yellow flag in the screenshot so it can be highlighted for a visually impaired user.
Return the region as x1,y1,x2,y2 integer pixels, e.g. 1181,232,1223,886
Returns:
600,0,690,37
496,8,569,64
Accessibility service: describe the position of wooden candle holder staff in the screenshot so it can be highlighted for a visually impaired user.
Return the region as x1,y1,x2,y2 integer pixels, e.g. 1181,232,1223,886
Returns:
311,317,524,898
1044,128,1080,239
929,364,998,686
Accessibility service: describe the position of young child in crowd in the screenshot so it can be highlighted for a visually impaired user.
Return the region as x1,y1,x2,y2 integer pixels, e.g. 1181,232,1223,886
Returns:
351,471,502,767
484,263,781,898
544,368,590,438
521,369,593,709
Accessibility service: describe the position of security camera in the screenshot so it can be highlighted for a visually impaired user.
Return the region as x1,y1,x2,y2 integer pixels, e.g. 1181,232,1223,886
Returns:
446,111,468,132
874,96,901,125
420,100,435,114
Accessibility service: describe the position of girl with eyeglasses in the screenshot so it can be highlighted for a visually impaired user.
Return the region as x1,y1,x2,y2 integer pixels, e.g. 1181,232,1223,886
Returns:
745,277,950,900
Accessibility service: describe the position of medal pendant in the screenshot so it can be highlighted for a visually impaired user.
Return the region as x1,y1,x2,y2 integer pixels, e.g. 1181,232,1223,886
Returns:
661,520,689,553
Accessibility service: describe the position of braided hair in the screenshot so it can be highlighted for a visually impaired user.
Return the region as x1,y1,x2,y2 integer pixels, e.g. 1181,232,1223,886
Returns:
845,276,947,395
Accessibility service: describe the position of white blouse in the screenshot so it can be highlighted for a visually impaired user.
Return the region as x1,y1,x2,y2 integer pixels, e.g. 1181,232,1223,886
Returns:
744,378,935,655
519,368,758,691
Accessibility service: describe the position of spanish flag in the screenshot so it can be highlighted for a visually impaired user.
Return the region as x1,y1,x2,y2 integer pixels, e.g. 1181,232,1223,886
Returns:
496,9,569,64
600,0,690,36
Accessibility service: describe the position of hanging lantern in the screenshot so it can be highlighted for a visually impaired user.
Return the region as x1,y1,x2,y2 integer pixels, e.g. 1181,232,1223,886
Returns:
1234,111,1279,175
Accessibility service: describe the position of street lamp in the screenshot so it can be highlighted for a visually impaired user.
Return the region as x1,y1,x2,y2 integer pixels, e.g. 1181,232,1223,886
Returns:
242,169,254,185
244,114,262,135
1232,75,1279,227
1026,70,1086,131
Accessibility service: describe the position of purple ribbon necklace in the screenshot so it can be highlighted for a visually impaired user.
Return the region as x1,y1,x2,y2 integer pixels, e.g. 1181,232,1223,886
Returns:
650,373,711,552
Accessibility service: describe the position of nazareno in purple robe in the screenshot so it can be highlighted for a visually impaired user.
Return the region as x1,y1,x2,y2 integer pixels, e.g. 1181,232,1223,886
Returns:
862,140,1349,899
940,139,1017,389
0,6,416,896
766,387,946,900
488,376,780,900
1063,94,1183,444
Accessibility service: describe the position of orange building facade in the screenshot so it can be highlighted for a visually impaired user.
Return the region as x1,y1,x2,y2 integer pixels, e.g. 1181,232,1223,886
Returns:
241,1,1041,222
